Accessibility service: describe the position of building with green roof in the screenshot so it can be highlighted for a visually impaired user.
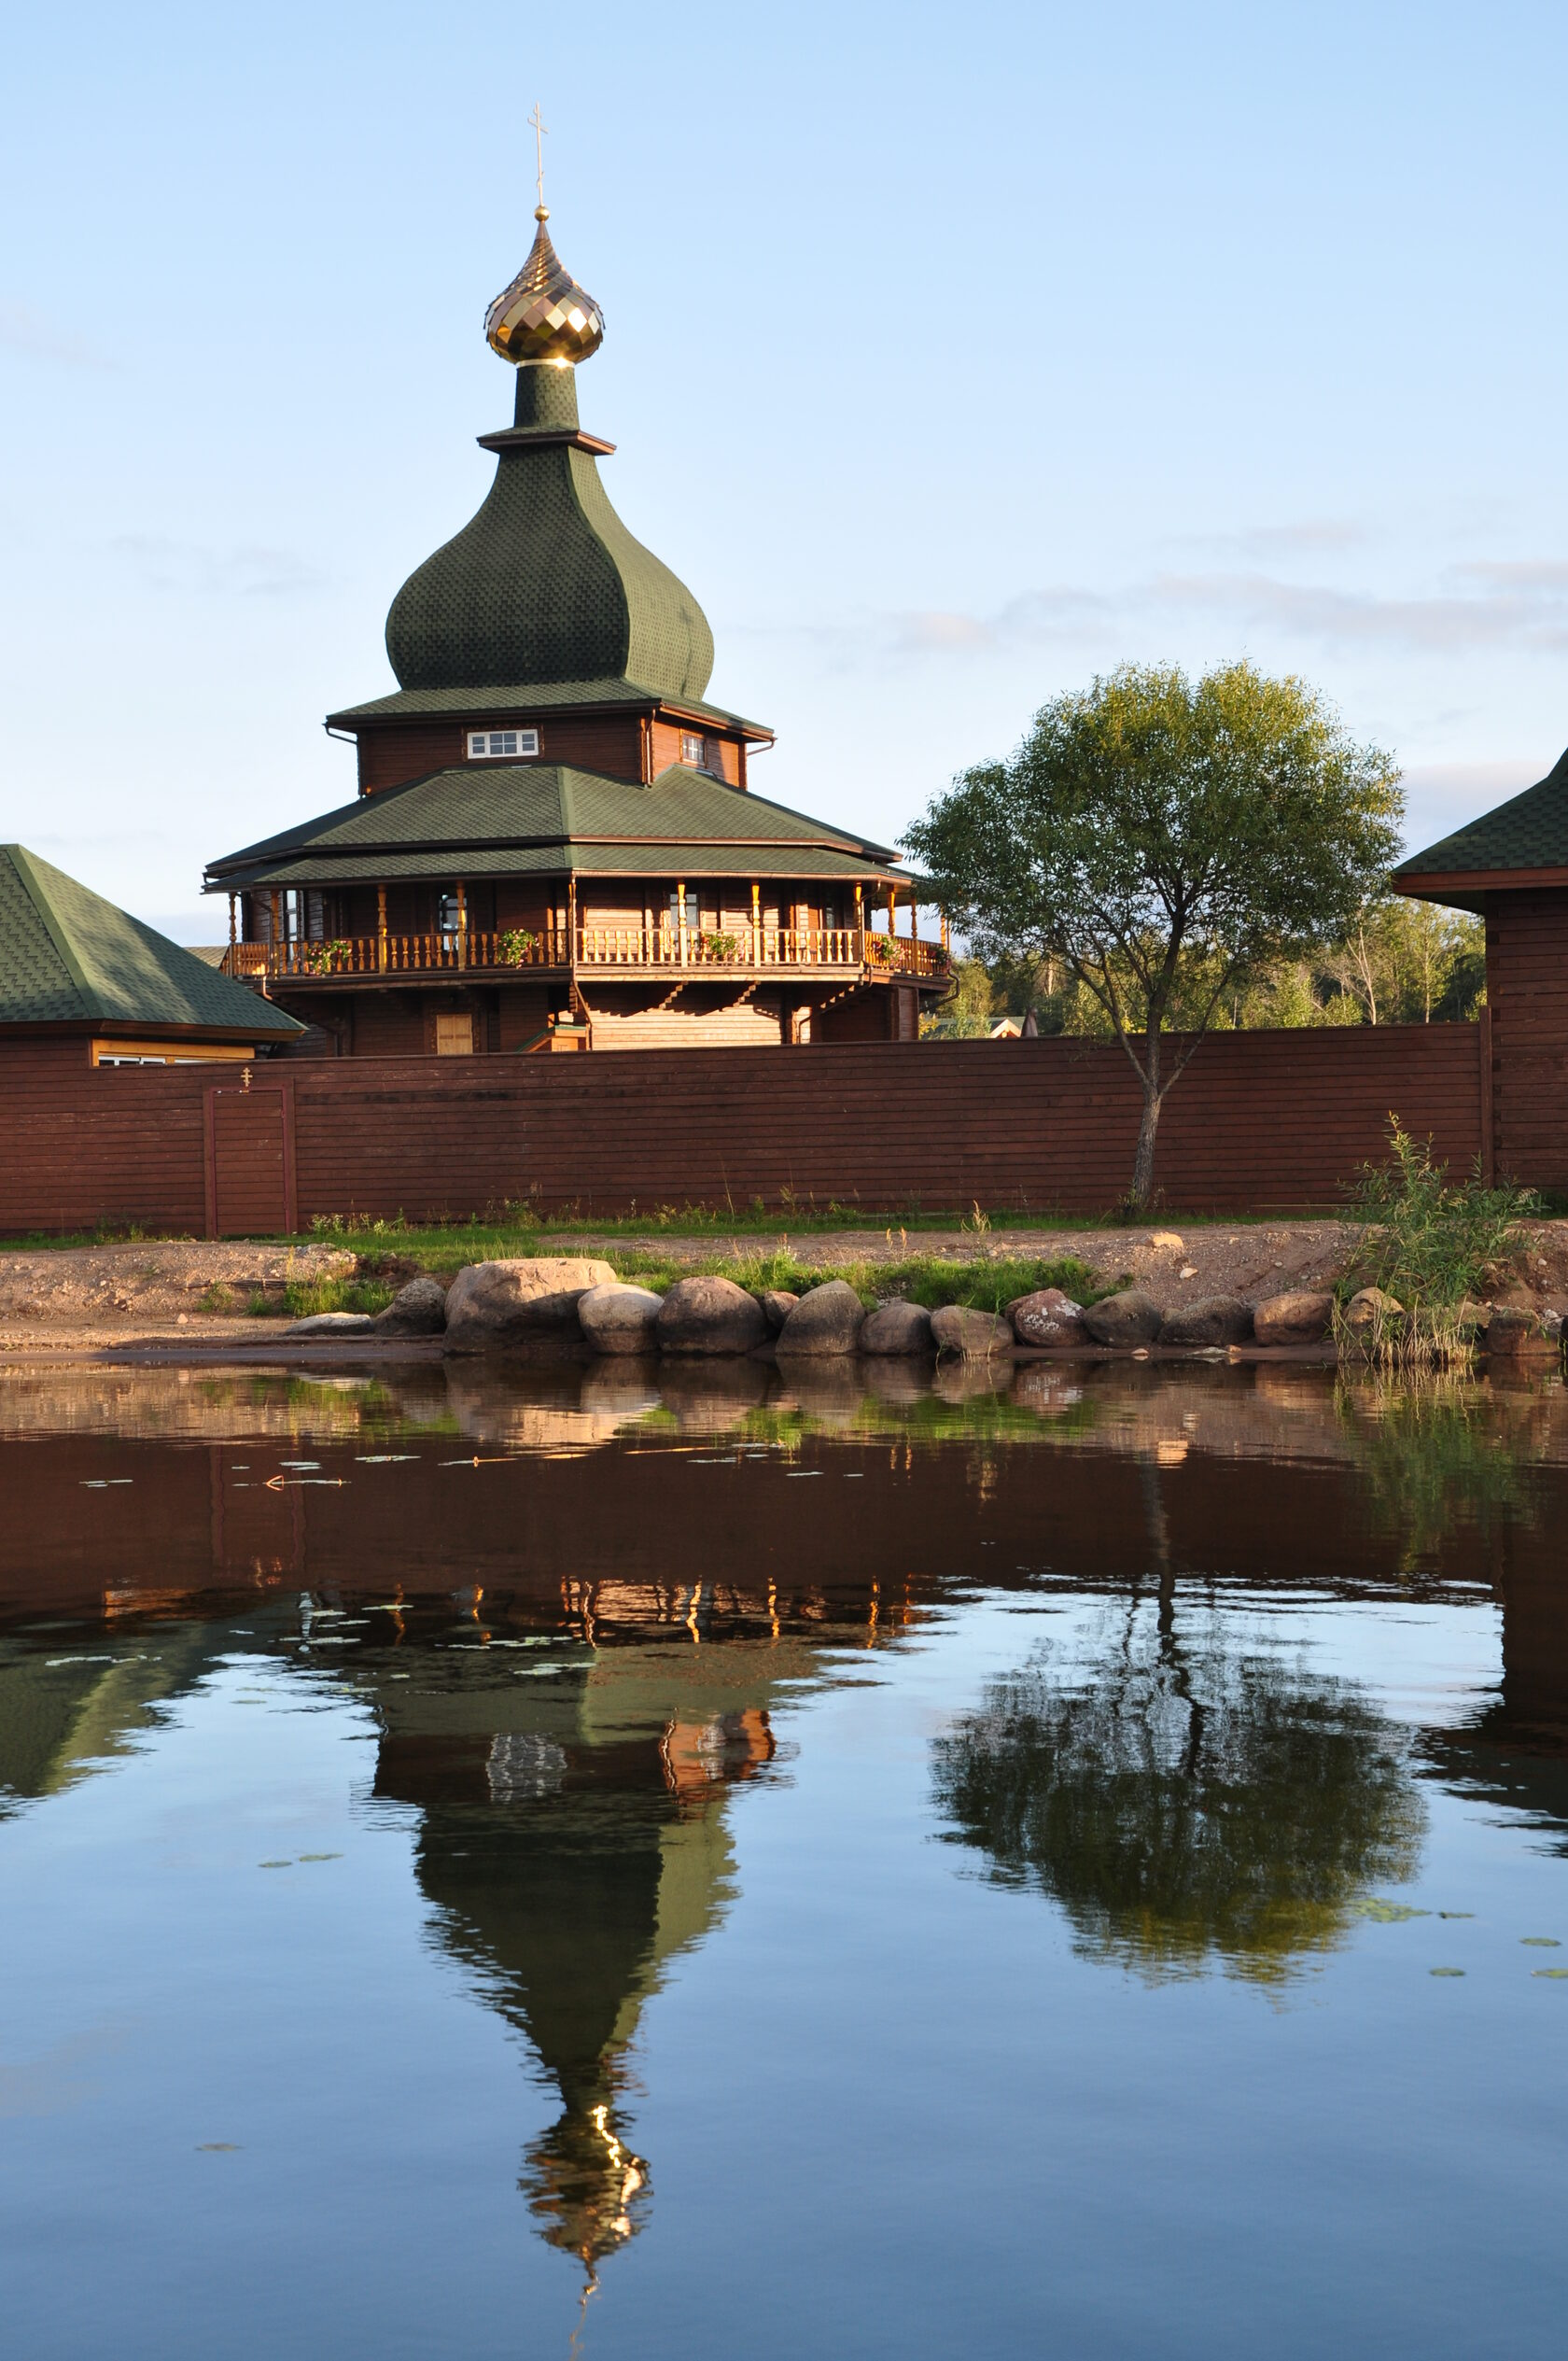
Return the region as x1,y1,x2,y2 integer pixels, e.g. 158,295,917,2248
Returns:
1395,750,1568,1189
0,844,302,1065
205,208,948,1056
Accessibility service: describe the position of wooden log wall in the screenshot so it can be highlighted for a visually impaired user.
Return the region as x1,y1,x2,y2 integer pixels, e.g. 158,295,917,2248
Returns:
1486,891,1568,1191
0,1024,1486,1235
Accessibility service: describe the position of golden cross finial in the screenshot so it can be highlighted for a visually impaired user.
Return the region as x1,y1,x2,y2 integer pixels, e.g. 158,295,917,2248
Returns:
528,101,549,217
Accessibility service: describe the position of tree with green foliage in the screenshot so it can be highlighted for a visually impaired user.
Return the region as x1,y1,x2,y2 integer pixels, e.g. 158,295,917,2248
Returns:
905,662,1404,1208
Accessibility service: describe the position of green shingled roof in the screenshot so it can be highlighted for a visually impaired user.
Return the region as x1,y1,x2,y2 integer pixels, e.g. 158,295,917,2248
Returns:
383,364,717,706
1396,745,1568,885
325,678,768,735
205,764,904,892
0,846,301,1035
226,843,912,891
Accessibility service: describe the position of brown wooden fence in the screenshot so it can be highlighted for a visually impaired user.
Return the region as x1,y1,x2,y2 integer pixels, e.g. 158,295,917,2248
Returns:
0,1025,1488,1235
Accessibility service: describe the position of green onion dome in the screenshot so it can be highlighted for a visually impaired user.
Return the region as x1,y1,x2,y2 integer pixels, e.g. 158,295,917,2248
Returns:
385,217,714,702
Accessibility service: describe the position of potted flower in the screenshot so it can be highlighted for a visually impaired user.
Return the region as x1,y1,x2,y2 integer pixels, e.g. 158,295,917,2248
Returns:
498,928,539,966
301,937,351,976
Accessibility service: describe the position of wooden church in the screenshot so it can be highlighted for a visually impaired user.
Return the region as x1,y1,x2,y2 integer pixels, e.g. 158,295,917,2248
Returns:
206,196,948,1056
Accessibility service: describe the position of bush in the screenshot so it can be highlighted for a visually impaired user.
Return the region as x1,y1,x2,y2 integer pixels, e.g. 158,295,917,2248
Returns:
1337,1121,1535,1368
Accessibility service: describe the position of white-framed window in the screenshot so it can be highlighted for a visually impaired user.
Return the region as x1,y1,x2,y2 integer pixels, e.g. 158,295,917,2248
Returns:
668,888,698,930
680,730,707,768
467,728,539,761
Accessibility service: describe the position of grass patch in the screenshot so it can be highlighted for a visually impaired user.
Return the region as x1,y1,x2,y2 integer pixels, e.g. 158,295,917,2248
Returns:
1337,1121,1536,1369
606,1245,1107,1313
245,1276,395,1320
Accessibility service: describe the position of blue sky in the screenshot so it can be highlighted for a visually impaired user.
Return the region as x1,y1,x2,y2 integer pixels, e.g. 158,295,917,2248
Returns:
3,0,1565,937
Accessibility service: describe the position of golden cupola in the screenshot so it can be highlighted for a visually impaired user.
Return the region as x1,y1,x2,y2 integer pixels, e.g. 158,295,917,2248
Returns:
484,208,606,368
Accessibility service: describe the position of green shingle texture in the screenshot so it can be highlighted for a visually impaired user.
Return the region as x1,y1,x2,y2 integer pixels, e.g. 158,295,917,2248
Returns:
326,679,767,735
1397,745,1568,879
206,764,904,892
227,844,912,891
384,358,716,705
0,846,301,1033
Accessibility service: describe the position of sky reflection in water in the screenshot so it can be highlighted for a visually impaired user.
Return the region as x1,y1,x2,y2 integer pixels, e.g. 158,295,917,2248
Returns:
2,1357,1566,2358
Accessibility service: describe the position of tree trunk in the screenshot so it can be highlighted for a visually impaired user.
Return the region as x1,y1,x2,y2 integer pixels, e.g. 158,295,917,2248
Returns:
1131,1087,1162,1209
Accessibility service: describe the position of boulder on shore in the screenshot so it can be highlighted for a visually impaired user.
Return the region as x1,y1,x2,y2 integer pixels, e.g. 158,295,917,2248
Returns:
861,1300,934,1357
443,1258,616,1354
930,1304,1015,1359
777,1280,866,1356
282,1310,374,1339
1344,1286,1402,1335
1252,1288,1334,1346
1009,1287,1087,1347
1158,1295,1253,1349
758,1288,800,1334
1082,1289,1163,1347
1483,1305,1562,1359
373,1275,448,1337
655,1275,768,1356
578,1283,665,1355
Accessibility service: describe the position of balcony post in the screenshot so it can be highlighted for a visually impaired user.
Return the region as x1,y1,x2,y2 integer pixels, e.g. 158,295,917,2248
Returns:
228,892,237,959
568,877,578,972
751,881,761,966
377,885,387,973
854,882,863,964
456,879,467,970
678,878,688,967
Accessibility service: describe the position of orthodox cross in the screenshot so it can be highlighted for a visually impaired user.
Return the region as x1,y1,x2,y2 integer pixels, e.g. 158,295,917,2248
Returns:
529,102,549,211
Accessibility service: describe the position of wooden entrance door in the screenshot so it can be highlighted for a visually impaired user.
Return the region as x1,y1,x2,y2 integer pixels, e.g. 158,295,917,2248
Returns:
204,1082,297,1237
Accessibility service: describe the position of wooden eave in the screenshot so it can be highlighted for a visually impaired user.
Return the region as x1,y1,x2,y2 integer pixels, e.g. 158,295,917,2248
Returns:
0,1016,289,1046
1393,864,1568,913
333,697,776,747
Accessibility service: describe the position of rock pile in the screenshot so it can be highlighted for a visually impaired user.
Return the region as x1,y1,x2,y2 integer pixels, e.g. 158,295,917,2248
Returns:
277,1253,1560,1370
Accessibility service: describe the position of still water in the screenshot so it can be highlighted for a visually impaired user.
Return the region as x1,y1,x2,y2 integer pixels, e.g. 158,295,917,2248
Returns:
2,1355,1566,2357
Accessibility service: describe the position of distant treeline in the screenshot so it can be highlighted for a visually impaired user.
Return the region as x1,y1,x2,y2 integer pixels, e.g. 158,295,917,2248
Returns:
927,894,1484,1038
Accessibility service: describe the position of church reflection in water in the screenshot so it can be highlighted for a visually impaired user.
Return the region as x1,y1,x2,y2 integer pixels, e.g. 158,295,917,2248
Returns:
369,1619,810,2279
4,1357,1568,2283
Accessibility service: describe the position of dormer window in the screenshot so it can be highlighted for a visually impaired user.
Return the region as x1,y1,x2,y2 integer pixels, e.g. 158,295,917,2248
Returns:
680,731,707,768
467,728,539,761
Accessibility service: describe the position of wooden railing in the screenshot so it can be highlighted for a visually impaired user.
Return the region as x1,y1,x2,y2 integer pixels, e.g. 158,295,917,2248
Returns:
223,925,948,984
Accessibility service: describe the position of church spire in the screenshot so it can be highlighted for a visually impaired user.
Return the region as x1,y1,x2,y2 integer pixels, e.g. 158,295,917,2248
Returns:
483,107,605,368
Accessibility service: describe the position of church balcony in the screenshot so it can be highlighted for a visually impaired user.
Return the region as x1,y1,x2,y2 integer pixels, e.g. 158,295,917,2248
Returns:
221,925,949,989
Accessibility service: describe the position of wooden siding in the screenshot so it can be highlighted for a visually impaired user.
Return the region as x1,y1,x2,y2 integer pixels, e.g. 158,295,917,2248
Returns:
356,712,647,795
649,720,741,786
1486,890,1568,1188
357,724,466,794
0,1024,1485,1235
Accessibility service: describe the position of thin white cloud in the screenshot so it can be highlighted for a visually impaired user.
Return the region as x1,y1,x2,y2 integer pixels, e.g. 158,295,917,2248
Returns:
108,535,328,599
0,303,103,369
761,556,1568,670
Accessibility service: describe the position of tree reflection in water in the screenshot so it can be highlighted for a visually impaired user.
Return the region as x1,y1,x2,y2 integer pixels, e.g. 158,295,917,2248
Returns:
932,1597,1426,1985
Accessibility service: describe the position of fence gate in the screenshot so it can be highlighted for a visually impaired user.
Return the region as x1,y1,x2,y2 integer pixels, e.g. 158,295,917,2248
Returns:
203,1082,296,1238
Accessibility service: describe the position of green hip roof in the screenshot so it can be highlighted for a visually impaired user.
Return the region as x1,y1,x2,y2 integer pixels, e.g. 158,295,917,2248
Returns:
0,846,301,1034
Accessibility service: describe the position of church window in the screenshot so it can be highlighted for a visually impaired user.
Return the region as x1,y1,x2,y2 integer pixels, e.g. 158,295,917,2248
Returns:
467,728,539,760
